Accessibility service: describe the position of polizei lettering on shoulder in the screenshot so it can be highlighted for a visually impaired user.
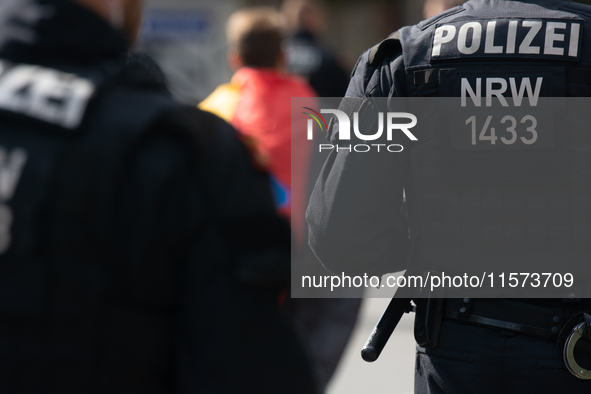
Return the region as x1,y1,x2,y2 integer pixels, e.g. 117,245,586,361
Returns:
431,19,582,61
0,60,95,128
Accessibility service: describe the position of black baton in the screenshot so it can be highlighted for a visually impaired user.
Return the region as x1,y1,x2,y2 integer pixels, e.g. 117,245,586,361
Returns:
361,297,412,362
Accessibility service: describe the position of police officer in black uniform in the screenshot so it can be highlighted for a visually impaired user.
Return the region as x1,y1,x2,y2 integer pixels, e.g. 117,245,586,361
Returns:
308,0,591,392
282,0,350,98
0,0,317,392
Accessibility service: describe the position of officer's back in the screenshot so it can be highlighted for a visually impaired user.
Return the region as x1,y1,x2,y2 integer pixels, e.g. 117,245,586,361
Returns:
308,0,591,392
0,0,317,393
392,0,591,281
311,0,591,280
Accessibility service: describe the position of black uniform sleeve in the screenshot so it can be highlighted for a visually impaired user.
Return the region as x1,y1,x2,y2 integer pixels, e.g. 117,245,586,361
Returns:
117,108,316,394
306,47,410,277
119,107,292,289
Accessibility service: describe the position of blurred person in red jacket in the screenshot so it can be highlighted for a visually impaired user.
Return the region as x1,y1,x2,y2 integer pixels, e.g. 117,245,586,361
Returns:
201,9,360,393
200,7,315,243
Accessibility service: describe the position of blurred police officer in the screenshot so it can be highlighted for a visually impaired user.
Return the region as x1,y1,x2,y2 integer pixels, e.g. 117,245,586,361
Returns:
280,1,364,390
282,0,350,98
308,0,591,392
0,0,317,392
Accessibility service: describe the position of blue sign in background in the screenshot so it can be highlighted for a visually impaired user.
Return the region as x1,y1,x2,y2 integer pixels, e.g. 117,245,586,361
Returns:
140,9,211,42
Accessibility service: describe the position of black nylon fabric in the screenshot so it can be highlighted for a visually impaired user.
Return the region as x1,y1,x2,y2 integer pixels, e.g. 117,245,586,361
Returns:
390,0,591,287
306,0,591,392
308,0,591,288
0,60,187,393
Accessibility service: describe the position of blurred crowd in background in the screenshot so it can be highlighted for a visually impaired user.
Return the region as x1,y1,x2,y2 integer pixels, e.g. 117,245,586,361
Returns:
145,1,469,393
135,0,467,105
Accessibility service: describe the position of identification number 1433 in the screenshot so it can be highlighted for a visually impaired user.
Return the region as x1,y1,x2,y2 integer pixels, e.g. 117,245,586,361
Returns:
466,115,538,146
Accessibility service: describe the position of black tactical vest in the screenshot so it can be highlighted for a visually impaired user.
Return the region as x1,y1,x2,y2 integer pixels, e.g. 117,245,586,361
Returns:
385,0,591,294
0,57,201,392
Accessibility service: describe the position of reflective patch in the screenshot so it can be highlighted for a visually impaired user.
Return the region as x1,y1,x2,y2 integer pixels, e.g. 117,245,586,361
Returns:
439,68,565,101
431,19,583,62
0,147,27,202
0,146,27,255
287,44,322,75
0,60,95,128
0,0,52,48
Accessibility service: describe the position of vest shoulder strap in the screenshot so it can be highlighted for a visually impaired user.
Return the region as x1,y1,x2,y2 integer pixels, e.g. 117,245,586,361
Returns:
369,30,401,66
